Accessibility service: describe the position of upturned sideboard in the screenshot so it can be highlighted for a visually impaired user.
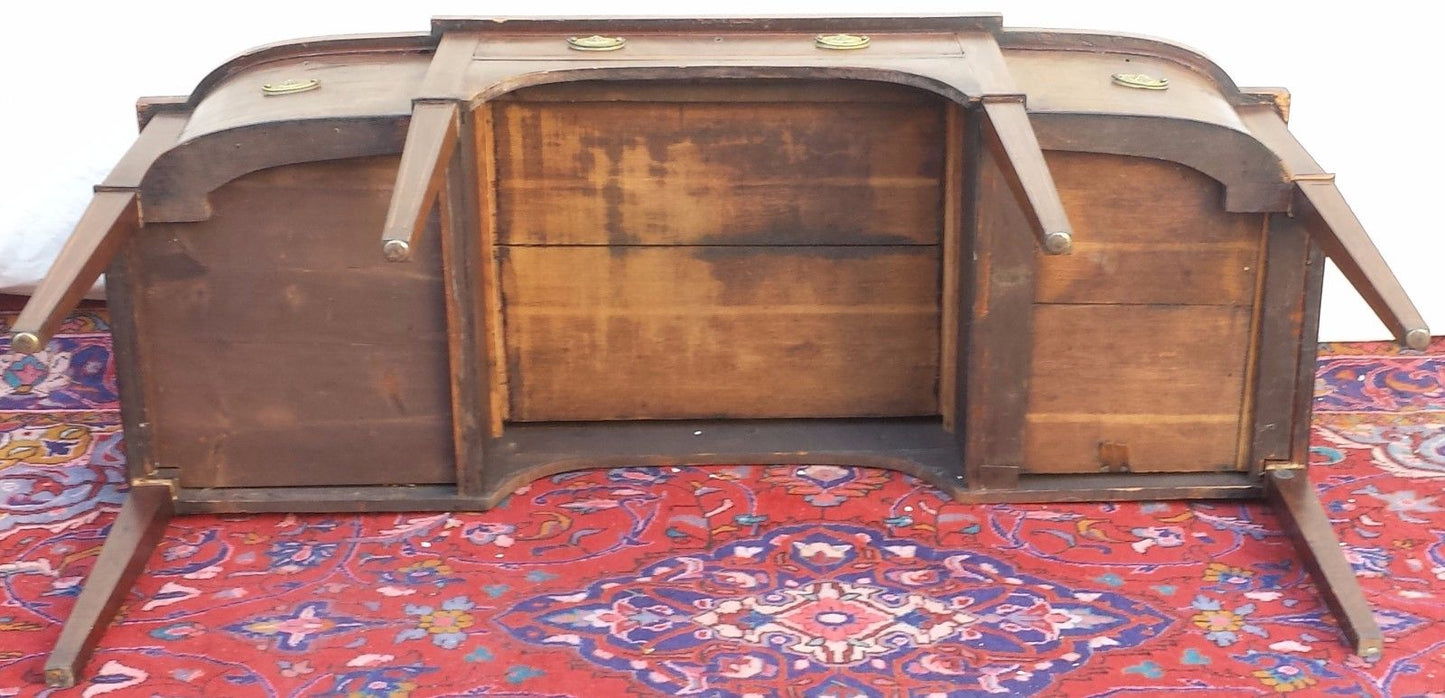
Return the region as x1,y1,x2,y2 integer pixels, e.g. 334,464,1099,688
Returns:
9,15,1430,686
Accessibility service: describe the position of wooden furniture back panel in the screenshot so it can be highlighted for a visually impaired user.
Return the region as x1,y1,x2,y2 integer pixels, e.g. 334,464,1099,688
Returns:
128,156,457,488
492,83,947,421
501,246,941,420
1024,153,1264,473
493,93,945,246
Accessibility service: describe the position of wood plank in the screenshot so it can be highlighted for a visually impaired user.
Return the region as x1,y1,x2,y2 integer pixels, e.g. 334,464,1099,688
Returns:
134,267,447,344
1038,151,1263,305
493,98,945,245
1025,304,1252,473
171,417,455,489
44,484,173,688
130,158,456,488
1025,414,1241,473
147,339,452,426
939,103,965,432
1250,214,1310,470
1030,304,1252,414
441,112,490,495
501,245,940,421
475,104,510,434
496,80,941,104
1291,241,1326,464
103,249,156,481
173,469,1260,515
961,131,1034,489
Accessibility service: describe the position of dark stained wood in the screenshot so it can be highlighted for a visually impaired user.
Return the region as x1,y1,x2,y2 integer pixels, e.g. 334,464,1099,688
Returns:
958,31,1073,255
102,250,156,482
44,484,174,688
500,245,941,421
34,16,1429,670
1291,241,1327,464
10,194,137,354
11,112,188,353
131,158,456,489
939,102,965,432
1241,106,1429,349
99,113,188,189
491,94,945,246
185,32,437,107
431,15,1004,35
981,100,1074,254
141,117,410,222
382,102,460,260
998,28,1243,97
1250,214,1311,472
173,467,1261,514
442,106,491,496
495,79,940,104
1265,468,1385,659
1031,114,1291,213
963,128,1034,489
1294,183,1429,349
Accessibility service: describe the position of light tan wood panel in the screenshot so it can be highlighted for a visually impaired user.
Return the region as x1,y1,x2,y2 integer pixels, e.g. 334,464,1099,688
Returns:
501,245,941,421
1037,151,1263,305
1025,304,1252,472
493,99,945,245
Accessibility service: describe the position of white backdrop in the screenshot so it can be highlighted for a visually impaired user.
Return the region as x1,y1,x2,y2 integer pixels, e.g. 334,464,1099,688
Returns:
1,1,1439,342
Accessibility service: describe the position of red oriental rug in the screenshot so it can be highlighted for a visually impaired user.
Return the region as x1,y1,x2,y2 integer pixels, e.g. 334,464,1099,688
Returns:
1,309,1443,697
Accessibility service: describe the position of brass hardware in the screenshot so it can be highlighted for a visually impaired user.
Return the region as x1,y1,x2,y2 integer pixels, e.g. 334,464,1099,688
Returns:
11,331,41,354
1112,73,1169,90
132,476,179,496
815,33,870,50
567,35,626,51
1098,441,1131,473
1264,460,1305,472
261,78,320,96
1405,328,1430,351
1043,231,1073,255
382,239,411,262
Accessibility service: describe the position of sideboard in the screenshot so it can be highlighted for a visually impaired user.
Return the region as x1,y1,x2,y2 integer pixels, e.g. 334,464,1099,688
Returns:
8,15,1430,686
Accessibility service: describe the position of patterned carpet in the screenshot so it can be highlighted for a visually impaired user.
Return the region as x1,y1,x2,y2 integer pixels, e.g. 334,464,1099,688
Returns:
1,310,1442,697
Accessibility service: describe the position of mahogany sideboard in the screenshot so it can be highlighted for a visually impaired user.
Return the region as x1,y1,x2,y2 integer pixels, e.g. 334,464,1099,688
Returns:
9,15,1431,686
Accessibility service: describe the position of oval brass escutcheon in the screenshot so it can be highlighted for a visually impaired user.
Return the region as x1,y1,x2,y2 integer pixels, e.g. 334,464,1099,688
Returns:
1111,72,1169,90
815,33,870,50
567,35,627,51
261,77,320,96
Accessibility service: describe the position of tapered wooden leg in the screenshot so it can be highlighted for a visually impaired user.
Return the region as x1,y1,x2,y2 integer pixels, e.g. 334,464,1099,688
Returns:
1265,468,1384,659
44,483,174,688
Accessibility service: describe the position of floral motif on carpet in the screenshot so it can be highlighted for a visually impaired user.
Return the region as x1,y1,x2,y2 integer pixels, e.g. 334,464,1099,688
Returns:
1,318,1443,696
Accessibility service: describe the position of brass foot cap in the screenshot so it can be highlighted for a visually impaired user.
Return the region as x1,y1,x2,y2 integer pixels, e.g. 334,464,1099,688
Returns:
1043,231,1073,255
11,331,41,354
1405,328,1430,351
44,667,76,688
382,239,411,262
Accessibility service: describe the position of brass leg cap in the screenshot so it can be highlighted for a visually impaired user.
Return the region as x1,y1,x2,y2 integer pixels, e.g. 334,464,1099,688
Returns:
45,667,76,688
1405,328,1430,351
11,331,42,354
1043,231,1073,255
382,239,411,262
